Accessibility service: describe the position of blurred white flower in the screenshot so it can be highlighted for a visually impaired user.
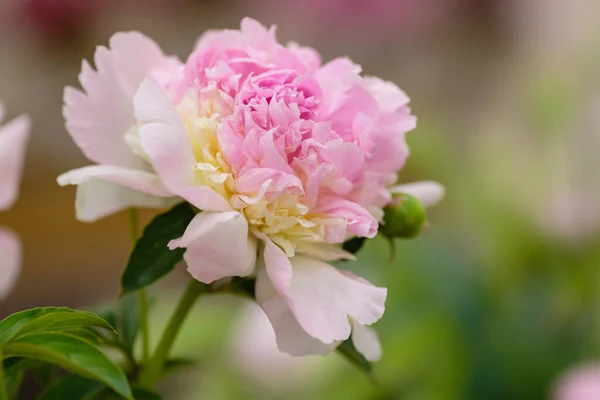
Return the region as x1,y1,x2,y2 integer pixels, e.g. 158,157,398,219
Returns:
0,102,30,300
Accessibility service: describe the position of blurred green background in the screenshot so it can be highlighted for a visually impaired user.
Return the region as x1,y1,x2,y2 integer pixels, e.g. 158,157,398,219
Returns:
0,0,598,399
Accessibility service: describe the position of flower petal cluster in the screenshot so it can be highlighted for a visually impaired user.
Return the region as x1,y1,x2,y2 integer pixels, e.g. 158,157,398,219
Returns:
58,18,442,358
0,102,30,300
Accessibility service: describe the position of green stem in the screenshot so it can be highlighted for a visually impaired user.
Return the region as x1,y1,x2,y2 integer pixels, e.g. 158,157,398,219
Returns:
128,208,150,363
0,349,7,400
140,279,205,388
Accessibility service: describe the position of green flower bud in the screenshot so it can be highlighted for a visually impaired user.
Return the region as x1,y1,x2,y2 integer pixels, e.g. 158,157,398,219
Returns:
380,193,427,239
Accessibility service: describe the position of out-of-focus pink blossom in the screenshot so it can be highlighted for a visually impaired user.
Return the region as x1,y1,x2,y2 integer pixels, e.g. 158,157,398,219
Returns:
0,102,30,300
553,363,600,400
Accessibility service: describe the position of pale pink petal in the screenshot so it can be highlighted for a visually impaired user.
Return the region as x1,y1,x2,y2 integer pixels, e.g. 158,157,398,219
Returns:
64,32,180,168
389,181,445,208
0,115,30,211
134,77,232,212
73,180,179,223
169,211,257,283
363,76,411,112
286,42,321,72
57,165,172,197
262,239,387,344
240,17,277,50
351,321,382,362
255,267,338,356
0,227,20,300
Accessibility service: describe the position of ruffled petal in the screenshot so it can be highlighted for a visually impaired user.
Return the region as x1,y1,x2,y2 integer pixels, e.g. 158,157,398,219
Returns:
169,211,257,283
0,114,30,211
261,238,387,344
64,32,180,168
134,77,232,212
0,227,21,300
255,267,338,356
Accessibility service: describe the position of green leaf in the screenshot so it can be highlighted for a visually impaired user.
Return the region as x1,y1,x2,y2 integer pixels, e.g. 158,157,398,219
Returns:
37,375,103,400
337,338,373,377
29,362,55,388
116,294,140,347
67,328,107,346
121,203,196,294
0,307,115,345
3,332,132,399
3,359,28,400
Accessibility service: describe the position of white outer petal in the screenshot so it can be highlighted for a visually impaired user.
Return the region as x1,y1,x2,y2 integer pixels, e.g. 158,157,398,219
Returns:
134,77,232,212
73,180,178,223
57,164,172,197
0,114,30,211
64,31,181,168
260,238,387,344
168,211,257,283
351,321,382,362
389,181,445,208
0,227,21,300
255,267,338,356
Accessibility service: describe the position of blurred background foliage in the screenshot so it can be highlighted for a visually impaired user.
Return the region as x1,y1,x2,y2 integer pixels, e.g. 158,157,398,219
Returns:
0,0,598,399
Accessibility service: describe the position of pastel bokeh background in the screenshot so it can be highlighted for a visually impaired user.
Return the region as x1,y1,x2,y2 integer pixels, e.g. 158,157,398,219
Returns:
0,0,599,399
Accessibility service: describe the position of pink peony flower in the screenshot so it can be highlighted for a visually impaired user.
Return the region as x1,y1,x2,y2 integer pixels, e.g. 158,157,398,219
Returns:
58,18,440,358
553,362,600,400
0,102,30,300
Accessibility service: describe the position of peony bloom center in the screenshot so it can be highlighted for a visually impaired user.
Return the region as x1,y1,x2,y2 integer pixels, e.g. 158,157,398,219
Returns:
170,75,334,256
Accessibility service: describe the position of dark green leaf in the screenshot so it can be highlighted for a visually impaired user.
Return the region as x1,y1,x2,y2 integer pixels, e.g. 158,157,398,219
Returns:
0,307,115,345
95,293,140,350
3,332,132,399
3,359,28,400
94,309,117,334
342,237,366,255
337,338,373,377
121,203,196,294
116,294,140,347
29,362,55,388
36,374,103,400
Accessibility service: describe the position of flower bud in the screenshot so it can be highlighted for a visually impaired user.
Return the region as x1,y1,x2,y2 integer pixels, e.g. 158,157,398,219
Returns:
380,193,427,239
